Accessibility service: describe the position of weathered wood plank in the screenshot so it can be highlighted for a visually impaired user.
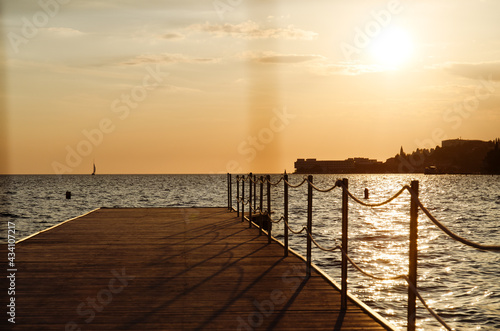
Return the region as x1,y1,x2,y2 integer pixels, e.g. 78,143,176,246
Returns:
1,208,395,330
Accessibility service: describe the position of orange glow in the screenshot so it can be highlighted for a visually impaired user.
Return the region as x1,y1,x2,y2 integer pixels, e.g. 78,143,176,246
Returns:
2,1,500,174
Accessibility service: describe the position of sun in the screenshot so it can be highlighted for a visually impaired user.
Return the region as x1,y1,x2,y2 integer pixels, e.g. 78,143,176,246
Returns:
369,27,414,68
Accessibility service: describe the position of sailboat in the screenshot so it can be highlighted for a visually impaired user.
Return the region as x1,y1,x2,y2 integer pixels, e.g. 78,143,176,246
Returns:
91,161,96,176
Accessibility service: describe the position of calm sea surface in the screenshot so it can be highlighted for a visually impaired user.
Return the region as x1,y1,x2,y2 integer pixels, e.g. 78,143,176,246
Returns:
1,174,499,330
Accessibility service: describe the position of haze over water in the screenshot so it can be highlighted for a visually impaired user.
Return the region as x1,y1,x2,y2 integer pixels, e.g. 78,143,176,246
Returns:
2,174,499,330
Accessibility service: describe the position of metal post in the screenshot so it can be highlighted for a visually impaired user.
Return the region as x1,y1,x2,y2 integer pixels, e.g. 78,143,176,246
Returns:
284,173,289,257
259,176,264,235
241,177,245,223
306,175,313,277
408,180,419,331
227,173,231,210
254,175,257,212
248,173,253,228
266,175,271,244
236,176,239,217
341,178,348,311
259,176,264,213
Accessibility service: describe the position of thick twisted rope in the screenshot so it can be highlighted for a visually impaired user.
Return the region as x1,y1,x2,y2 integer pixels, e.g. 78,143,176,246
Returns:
339,248,452,330
339,181,500,251
402,275,452,331
284,178,308,188
307,231,342,252
339,248,406,281
339,181,408,207
279,216,342,251
307,179,340,193
268,215,284,224
248,203,260,213
265,176,284,186
282,217,308,234
248,176,263,184
405,187,500,251
241,199,251,206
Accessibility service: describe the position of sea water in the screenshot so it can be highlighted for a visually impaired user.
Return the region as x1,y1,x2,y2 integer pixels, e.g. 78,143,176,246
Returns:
1,174,499,330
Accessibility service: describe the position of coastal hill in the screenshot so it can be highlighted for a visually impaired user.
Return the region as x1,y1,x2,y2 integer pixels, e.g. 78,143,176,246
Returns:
294,138,500,174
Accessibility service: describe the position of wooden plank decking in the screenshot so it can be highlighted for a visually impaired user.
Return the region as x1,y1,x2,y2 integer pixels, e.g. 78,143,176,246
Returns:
3,208,396,330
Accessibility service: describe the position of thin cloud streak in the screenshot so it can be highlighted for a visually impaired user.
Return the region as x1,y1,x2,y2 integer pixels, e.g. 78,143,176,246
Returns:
189,21,318,40
119,53,219,66
443,61,500,81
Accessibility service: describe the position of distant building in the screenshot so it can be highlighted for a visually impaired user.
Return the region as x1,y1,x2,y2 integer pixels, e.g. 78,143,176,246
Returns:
442,139,488,148
294,157,382,174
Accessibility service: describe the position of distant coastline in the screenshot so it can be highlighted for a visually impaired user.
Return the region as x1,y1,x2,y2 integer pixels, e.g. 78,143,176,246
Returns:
294,138,500,175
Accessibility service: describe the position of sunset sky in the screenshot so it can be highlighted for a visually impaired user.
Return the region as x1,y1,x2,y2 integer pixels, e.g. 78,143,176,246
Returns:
2,0,500,174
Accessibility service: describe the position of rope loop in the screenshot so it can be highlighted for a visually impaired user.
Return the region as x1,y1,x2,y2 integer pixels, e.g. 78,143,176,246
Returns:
340,248,452,330
340,181,409,207
307,231,342,252
269,215,284,224
405,186,500,251
284,178,308,188
248,175,261,184
282,217,308,234
340,247,406,281
403,275,452,331
248,203,259,213
265,176,284,186
307,179,340,193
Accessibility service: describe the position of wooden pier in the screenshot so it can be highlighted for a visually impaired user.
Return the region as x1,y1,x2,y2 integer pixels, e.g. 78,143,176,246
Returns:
5,207,396,330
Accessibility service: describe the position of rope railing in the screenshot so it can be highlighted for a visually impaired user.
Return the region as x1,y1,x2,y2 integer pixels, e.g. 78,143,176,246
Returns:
308,178,340,193
279,207,451,331
277,214,341,252
339,182,500,251
407,188,500,251
341,248,406,281
227,172,499,331
281,216,307,235
265,176,284,186
307,231,342,253
247,202,260,213
284,177,308,188
281,205,452,330
268,215,283,224
339,181,408,207
248,175,263,184
404,275,452,331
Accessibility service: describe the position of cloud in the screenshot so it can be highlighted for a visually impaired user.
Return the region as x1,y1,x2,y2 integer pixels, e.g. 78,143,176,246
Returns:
308,62,388,76
159,32,185,40
161,84,203,94
120,53,218,66
240,51,385,75
190,21,318,40
44,27,85,37
256,54,325,64
443,61,500,81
